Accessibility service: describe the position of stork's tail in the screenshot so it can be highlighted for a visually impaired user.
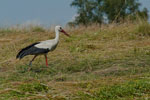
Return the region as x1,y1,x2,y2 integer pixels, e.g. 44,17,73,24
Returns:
16,49,28,59
16,42,40,59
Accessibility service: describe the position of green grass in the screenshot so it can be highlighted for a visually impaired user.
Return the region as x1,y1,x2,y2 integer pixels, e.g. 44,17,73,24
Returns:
0,21,150,99
77,79,150,100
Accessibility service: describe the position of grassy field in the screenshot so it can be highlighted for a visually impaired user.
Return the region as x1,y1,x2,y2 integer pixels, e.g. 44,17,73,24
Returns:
0,21,150,100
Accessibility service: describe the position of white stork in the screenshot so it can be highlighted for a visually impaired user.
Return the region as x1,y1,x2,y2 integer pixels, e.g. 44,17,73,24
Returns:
16,26,70,66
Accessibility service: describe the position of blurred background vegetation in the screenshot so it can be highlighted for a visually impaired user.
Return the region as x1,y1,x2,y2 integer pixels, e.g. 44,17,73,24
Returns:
68,0,149,26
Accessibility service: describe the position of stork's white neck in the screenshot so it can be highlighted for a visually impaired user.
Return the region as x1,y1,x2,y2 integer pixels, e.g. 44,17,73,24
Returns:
55,28,59,42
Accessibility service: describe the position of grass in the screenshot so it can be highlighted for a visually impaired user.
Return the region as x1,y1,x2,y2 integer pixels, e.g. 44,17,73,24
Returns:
77,79,150,100
0,21,150,99
136,21,150,36
31,26,46,33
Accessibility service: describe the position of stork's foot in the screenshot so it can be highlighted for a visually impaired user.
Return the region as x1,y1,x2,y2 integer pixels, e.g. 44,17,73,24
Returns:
29,61,33,66
46,64,49,67
28,55,37,67
27,67,32,71
27,62,32,71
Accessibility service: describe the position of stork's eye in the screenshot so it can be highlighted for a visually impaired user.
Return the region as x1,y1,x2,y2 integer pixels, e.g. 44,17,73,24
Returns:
60,27,62,30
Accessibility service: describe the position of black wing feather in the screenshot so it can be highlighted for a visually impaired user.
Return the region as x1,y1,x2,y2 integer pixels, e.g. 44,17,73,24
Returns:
16,42,49,59
16,42,40,58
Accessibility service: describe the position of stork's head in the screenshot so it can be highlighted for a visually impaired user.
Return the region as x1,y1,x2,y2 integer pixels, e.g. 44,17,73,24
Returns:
55,26,70,37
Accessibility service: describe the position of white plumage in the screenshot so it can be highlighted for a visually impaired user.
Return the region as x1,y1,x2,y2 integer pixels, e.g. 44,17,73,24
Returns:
35,40,58,50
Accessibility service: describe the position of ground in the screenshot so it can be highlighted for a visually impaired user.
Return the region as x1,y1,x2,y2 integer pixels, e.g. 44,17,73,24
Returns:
0,21,150,100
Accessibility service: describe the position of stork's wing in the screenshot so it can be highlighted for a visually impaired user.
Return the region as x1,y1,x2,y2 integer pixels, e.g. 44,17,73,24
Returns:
16,42,49,59
35,40,58,50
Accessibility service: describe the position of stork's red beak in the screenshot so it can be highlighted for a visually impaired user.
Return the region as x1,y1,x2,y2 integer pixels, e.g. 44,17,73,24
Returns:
61,29,70,37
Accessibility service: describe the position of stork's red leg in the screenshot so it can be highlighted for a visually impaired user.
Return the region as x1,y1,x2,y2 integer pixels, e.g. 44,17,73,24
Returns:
45,55,48,67
29,55,37,66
